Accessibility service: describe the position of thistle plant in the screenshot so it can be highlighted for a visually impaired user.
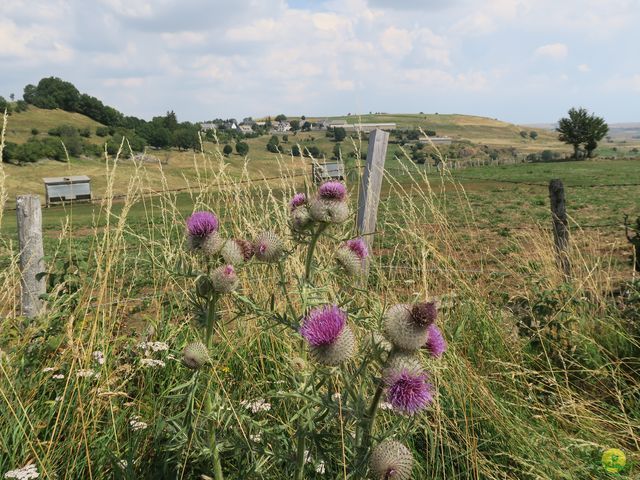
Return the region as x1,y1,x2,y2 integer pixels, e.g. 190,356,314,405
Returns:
232,180,448,478
177,182,447,478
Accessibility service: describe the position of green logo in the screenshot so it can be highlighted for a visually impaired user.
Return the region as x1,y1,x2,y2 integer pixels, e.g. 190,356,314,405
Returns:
602,448,626,473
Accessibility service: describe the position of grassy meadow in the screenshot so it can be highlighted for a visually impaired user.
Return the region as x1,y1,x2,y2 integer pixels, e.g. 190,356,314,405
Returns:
0,114,639,479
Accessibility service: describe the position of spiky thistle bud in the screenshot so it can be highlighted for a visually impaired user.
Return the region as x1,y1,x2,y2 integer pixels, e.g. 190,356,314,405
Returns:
254,231,284,262
384,302,437,351
299,305,356,366
309,198,350,224
187,211,219,237
370,439,414,480
424,324,447,358
291,205,313,232
196,275,214,298
383,353,433,415
318,181,347,201
211,264,239,293
335,237,369,276
221,239,254,265
182,342,210,369
289,192,307,211
309,181,349,224
186,211,223,255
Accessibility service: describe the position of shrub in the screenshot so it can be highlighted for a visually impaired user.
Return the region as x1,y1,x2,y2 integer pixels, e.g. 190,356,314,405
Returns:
236,141,249,156
96,126,110,137
223,144,233,156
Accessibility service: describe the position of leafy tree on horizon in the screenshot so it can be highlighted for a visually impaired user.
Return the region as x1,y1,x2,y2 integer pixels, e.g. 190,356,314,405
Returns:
557,107,608,159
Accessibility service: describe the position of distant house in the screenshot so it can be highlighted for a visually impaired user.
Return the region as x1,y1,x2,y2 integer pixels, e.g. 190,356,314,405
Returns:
239,125,253,134
420,136,452,145
342,123,396,133
273,121,291,132
321,119,347,129
200,123,217,131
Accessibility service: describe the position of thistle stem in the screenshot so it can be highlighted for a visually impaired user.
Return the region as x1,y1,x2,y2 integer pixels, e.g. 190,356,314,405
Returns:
294,426,306,480
205,292,219,347
363,382,385,446
304,223,328,283
205,393,225,480
203,292,224,480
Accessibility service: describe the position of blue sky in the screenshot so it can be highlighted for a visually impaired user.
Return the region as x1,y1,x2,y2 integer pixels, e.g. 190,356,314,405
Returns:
1,0,638,123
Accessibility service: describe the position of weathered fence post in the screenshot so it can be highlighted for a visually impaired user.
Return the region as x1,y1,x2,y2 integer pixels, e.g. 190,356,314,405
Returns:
549,179,570,277
357,129,389,274
16,195,46,317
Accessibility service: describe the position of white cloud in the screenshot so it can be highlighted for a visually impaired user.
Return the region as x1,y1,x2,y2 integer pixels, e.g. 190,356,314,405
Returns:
534,43,568,60
380,27,413,56
1,0,638,122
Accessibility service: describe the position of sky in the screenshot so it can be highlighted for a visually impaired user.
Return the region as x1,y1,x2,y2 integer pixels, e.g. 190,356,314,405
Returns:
1,0,639,124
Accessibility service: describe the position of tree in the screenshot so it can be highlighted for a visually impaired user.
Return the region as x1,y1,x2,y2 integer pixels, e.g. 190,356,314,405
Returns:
24,77,81,111
519,131,528,139
0,96,10,114
267,135,280,153
333,143,342,159
302,121,312,132
173,128,199,151
529,131,538,140
333,127,346,142
275,114,287,122
584,114,609,158
236,141,249,156
147,126,172,149
223,144,233,156
290,120,300,131
557,107,608,159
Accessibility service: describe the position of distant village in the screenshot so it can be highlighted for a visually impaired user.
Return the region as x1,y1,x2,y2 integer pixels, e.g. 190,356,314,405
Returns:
199,117,453,146
200,117,397,134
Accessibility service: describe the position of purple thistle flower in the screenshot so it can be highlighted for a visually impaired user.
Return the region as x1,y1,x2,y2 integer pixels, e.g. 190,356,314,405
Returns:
299,305,346,347
289,192,307,211
186,211,219,237
345,237,368,259
318,181,347,201
385,369,433,415
425,324,447,358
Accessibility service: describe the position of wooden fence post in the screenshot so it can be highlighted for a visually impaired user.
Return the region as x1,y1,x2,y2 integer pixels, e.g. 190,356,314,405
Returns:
357,129,389,271
16,195,46,317
549,179,570,277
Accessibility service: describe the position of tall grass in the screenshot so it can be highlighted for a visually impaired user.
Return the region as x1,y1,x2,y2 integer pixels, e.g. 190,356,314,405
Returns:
0,119,638,479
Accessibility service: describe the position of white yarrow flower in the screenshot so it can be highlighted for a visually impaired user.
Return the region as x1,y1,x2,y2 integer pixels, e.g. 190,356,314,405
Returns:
41,367,56,373
92,351,105,365
140,358,166,368
52,374,65,380
249,433,262,443
3,463,39,479
315,460,326,474
137,341,169,353
331,392,342,402
76,369,96,378
240,399,271,414
129,416,148,431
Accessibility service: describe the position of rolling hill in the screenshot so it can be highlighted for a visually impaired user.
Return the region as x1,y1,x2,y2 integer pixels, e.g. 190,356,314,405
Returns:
2,106,106,145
